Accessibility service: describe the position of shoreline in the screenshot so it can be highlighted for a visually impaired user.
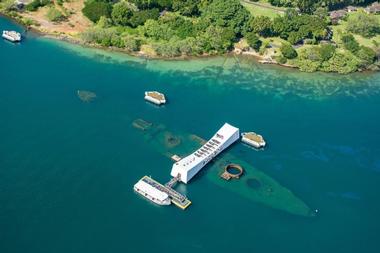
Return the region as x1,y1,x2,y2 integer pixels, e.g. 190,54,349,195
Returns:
0,12,377,74
0,12,295,64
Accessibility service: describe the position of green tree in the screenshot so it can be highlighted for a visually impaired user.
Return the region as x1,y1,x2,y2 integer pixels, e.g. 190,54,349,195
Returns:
268,0,293,7
356,46,376,65
172,0,200,16
319,44,335,61
129,8,160,28
347,12,380,38
245,31,262,51
161,14,195,38
272,12,328,42
296,0,315,14
82,0,112,23
281,43,298,59
341,33,359,53
314,7,328,20
199,25,235,53
81,27,118,47
250,16,273,37
153,37,182,57
321,52,359,74
111,1,133,26
287,31,304,45
97,16,112,28
25,0,51,12
46,7,65,22
202,0,250,35
1,0,16,11
192,17,212,34
142,19,175,40
124,35,141,51
129,0,171,10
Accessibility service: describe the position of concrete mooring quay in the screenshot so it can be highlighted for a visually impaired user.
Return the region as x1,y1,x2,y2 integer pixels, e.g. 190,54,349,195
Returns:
142,176,192,210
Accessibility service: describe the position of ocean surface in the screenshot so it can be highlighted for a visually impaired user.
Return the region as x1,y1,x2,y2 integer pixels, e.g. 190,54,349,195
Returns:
1,17,380,253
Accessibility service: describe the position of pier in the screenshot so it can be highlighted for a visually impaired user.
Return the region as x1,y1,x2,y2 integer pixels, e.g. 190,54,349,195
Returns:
141,176,191,210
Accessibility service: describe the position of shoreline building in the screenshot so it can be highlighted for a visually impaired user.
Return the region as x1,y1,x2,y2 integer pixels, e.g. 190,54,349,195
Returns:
171,123,240,184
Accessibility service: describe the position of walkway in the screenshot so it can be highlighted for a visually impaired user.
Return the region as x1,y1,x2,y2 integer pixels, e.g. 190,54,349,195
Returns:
240,0,286,13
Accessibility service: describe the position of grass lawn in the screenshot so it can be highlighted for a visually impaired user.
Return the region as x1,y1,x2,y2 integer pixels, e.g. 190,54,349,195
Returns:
262,36,287,47
241,0,284,19
331,9,380,50
260,36,288,56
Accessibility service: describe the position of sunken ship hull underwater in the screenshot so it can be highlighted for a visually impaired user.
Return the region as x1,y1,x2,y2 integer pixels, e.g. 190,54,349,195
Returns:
132,118,314,217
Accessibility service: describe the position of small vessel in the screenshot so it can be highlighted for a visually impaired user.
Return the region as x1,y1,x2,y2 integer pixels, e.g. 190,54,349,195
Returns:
134,177,171,206
144,91,166,105
2,30,22,42
241,132,266,149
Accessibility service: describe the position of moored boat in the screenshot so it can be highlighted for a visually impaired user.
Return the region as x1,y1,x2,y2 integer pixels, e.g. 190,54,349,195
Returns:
144,91,166,105
2,30,22,42
241,132,266,149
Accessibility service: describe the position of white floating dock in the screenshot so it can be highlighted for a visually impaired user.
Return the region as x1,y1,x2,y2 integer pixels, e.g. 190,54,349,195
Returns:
241,132,266,149
144,91,166,105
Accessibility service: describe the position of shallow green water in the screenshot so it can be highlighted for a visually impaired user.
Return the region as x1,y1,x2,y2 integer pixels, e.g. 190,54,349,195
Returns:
1,17,380,253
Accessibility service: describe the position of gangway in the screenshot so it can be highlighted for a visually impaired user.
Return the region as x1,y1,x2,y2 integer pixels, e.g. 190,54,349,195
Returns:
141,176,191,210
165,176,179,188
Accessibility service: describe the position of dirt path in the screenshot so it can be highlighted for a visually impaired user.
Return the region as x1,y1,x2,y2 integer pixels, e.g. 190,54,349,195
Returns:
20,0,91,36
240,0,285,13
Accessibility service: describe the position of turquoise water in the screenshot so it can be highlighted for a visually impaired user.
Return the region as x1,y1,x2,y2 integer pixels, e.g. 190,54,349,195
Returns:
1,17,380,252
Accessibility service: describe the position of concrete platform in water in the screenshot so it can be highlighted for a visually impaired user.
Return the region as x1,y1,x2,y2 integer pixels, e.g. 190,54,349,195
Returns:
139,176,191,210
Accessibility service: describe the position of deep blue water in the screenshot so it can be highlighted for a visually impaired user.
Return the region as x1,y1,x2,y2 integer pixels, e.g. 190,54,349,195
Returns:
1,17,380,253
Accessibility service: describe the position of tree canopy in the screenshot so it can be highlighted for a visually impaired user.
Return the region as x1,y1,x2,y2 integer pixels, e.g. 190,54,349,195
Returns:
347,12,380,38
82,0,112,23
269,0,379,11
111,2,133,26
202,0,250,35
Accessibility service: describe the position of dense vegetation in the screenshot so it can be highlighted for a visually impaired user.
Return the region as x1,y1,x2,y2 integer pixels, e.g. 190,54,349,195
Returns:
2,0,378,73
80,0,332,54
346,12,380,38
268,0,379,12
82,0,112,23
253,9,330,44
81,0,252,56
25,0,51,12
77,0,379,73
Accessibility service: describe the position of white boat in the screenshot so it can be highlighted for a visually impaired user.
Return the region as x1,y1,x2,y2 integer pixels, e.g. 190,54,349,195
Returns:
171,123,240,184
144,91,166,105
134,177,171,206
2,30,21,42
241,132,266,149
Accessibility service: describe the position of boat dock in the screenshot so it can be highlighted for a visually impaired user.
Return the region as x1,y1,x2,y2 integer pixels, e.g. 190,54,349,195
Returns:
141,176,191,210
